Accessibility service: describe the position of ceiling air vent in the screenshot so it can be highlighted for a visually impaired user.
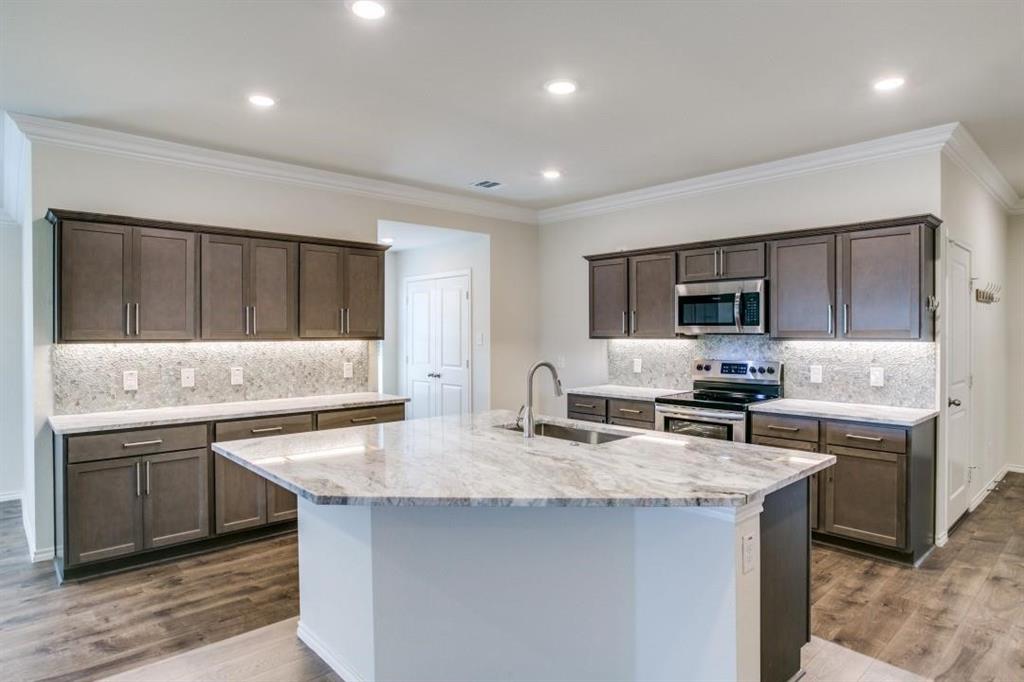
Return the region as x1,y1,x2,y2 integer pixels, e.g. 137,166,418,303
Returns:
471,180,502,189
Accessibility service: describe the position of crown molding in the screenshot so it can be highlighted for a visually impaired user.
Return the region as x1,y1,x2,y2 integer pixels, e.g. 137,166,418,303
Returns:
539,123,960,224
941,124,1021,213
8,113,538,225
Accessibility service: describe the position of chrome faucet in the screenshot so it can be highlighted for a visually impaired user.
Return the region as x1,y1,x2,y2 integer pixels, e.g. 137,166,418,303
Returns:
523,361,563,439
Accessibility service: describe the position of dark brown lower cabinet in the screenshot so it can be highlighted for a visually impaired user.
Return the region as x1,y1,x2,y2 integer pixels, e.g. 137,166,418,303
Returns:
213,456,268,534
750,433,820,531
267,481,298,523
823,445,906,548
142,449,210,549
67,457,145,565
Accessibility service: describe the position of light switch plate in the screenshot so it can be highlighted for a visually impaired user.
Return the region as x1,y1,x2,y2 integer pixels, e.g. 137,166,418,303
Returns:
180,367,195,388
230,367,244,386
742,533,756,574
870,367,885,387
476,332,484,346
810,365,823,384
633,358,642,373
123,370,138,392
343,362,354,379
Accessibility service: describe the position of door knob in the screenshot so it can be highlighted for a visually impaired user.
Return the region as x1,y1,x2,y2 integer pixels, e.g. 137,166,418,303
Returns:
948,398,962,407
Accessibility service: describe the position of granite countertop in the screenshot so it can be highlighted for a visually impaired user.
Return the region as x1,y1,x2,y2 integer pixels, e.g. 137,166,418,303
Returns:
49,392,411,435
749,399,939,427
213,409,834,508
568,384,682,401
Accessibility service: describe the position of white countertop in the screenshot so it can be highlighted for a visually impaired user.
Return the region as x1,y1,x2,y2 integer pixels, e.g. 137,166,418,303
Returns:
213,410,834,508
49,392,410,435
568,384,682,401
749,398,939,427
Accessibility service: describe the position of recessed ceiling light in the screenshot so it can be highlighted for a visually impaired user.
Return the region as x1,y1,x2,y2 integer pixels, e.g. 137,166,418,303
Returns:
378,237,394,244
247,94,276,107
542,169,562,180
352,0,386,20
873,76,905,92
544,79,577,96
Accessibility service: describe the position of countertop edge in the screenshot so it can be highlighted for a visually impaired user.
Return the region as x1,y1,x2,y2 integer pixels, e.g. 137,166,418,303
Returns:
748,400,939,427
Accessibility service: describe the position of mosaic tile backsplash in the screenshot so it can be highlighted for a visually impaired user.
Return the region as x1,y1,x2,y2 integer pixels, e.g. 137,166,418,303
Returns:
608,338,936,409
53,341,370,414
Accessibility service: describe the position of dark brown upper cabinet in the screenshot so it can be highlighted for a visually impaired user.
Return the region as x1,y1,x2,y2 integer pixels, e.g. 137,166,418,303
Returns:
201,235,297,340
629,252,676,337
678,242,765,282
59,222,196,341
769,234,836,339
299,245,384,339
589,258,629,338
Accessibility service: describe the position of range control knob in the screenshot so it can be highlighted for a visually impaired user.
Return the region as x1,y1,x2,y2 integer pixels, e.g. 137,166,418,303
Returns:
766,367,776,375
695,363,704,371
749,366,757,374
757,366,766,374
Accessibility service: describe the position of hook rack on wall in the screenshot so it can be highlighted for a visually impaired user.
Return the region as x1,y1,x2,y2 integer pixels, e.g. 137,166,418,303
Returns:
975,282,1001,304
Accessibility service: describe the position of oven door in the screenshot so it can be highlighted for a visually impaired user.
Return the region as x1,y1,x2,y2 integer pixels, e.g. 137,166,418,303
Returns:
675,279,765,335
655,405,747,442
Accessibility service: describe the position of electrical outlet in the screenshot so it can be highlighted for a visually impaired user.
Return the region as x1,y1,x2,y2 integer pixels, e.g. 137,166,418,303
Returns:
809,365,823,384
180,368,195,388
870,366,885,387
742,533,756,574
556,355,566,369
123,370,138,392
633,358,642,374
230,367,244,386
343,362,354,379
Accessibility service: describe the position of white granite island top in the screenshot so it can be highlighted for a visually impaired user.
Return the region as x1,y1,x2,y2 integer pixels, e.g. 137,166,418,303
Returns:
568,384,681,401
49,392,410,434
213,410,834,508
749,398,939,427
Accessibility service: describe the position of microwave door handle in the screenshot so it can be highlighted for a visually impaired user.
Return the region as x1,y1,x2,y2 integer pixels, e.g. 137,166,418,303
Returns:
734,293,742,332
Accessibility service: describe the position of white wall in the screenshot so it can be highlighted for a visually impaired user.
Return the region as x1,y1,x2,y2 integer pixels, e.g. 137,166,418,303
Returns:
1008,214,1024,470
939,155,1012,503
0,223,23,500
383,234,491,413
537,151,942,415
24,139,538,558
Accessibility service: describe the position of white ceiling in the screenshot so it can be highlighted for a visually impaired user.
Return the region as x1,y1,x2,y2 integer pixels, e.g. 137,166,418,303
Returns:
378,220,486,252
2,1,1022,209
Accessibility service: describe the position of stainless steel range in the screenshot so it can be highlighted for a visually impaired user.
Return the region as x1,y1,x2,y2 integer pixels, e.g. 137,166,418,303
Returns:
654,359,782,442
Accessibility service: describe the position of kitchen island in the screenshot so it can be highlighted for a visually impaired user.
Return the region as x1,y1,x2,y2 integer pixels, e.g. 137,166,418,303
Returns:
214,410,834,682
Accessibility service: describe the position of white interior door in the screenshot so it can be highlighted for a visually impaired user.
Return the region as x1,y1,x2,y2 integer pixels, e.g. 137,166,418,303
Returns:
945,240,973,527
405,272,471,418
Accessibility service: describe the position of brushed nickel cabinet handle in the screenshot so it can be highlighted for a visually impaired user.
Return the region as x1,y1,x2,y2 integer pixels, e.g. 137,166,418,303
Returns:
618,408,642,414
145,461,151,495
345,308,350,334
845,434,883,442
136,462,141,497
125,303,131,336
123,439,163,448
767,425,800,432
350,416,377,423
827,304,834,336
134,303,140,336
251,426,284,434
244,306,250,335
252,306,257,335
843,304,849,335
621,311,627,335
574,403,596,409
631,310,637,334
339,307,344,334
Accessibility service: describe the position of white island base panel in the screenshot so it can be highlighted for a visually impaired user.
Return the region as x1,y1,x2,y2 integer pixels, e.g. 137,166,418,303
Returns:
295,498,764,682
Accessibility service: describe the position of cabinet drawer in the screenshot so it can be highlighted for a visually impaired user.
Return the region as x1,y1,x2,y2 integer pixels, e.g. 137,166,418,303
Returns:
750,435,819,452
317,404,405,430
608,398,654,423
826,421,906,454
568,412,606,424
608,416,654,430
751,414,819,442
215,413,313,442
566,394,607,417
68,424,208,464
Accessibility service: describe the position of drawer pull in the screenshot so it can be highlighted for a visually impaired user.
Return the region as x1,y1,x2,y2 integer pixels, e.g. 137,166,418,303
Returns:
250,426,284,434
574,403,596,409
618,408,643,414
845,434,883,442
123,439,163,448
766,425,800,432
350,416,378,423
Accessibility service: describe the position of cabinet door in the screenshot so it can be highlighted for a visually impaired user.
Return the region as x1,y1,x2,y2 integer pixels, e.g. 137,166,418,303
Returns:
134,227,197,340
60,221,132,341
629,253,675,338
838,226,921,339
201,234,249,339
250,238,298,339
720,242,765,279
214,455,267,534
266,482,298,523
299,243,343,338
343,248,385,339
67,457,143,565
142,449,209,548
589,258,628,338
769,235,836,339
823,445,906,548
751,435,821,531
677,247,719,282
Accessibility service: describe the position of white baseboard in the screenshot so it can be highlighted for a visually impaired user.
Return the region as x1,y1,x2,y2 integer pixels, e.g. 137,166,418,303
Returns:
296,619,367,682
1005,463,1024,474
0,491,21,503
935,532,948,547
30,546,55,562
968,464,1019,513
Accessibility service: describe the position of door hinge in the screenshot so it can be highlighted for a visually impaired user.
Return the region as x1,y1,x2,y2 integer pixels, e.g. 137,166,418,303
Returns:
969,375,973,388
465,291,470,301
466,360,470,368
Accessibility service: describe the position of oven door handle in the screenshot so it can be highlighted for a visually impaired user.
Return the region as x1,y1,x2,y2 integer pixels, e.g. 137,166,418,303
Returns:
655,406,746,423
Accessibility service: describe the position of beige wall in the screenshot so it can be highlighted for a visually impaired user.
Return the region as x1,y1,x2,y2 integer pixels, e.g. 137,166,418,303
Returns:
1009,214,1024,468
537,151,942,414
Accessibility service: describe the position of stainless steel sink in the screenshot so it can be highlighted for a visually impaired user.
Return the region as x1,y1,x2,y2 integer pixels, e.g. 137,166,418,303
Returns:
498,422,634,445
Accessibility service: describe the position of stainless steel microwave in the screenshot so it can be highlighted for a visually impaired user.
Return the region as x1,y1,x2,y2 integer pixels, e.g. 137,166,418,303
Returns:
675,279,766,335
